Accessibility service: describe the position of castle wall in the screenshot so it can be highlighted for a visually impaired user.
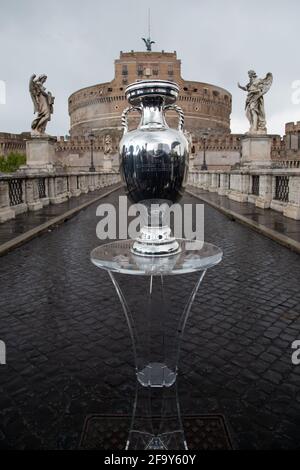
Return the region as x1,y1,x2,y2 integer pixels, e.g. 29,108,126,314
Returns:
0,133,29,156
284,122,300,160
55,135,119,172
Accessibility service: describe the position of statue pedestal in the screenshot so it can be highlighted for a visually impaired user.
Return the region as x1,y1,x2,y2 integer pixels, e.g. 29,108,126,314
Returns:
241,135,272,168
24,137,56,173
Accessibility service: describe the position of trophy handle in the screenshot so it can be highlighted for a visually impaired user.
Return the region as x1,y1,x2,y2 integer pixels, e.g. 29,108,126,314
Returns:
121,106,142,134
164,104,184,132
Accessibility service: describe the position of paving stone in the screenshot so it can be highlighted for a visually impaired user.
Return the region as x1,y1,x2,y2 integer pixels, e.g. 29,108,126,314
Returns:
0,190,300,449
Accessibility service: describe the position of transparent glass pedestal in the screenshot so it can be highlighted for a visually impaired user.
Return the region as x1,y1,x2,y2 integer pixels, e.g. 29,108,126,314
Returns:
91,239,222,450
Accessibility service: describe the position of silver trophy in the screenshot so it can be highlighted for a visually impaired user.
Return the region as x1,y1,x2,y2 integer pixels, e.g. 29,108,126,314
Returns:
119,80,189,256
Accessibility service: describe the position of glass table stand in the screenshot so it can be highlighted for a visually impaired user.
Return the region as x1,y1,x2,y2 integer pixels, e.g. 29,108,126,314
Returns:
91,239,222,450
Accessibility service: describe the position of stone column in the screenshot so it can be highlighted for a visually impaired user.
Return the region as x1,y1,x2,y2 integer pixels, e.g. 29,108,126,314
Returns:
42,178,50,206
25,178,43,211
103,157,112,171
283,175,300,220
95,174,101,190
218,173,229,196
48,176,68,204
255,174,273,209
0,180,15,222
48,177,55,202
209,173,219,192
202,172,210,190
69,175,81,197
80,175,89,193
88,174,96,191
228,173,250,202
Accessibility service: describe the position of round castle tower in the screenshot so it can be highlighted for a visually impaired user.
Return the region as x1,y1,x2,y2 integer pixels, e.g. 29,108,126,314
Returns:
68,50,232,139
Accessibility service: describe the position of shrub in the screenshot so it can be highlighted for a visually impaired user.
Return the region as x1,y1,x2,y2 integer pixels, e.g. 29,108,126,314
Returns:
0,152,26,173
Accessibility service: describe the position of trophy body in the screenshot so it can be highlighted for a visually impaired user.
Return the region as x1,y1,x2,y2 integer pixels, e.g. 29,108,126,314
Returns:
119,80,189,256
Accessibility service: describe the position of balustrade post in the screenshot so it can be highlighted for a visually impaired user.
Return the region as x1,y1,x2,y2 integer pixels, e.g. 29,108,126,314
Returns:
26,178,43,211
218,173,229,196
283,175,300,219
0,180,15,222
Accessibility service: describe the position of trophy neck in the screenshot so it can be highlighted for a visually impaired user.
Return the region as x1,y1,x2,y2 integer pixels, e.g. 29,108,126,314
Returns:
139,96,168,130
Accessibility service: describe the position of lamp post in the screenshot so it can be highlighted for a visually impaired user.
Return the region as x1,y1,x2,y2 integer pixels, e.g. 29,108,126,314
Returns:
89,132,96,172
201,130,210,171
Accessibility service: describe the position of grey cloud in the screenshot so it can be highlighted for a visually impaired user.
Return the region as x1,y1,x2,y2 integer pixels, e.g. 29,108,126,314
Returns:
0,0,299,136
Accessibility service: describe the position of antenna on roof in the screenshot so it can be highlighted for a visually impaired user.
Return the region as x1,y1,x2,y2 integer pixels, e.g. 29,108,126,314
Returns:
142,8,155,51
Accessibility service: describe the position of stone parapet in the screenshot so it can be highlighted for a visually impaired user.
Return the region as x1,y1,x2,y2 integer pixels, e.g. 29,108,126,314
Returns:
189,168,300,220
0,172,121,223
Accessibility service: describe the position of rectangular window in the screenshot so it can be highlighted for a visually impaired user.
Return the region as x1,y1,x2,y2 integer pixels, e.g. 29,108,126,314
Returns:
168,65,174,76
122,65,128,76
137,65,143,77
152,64,159,76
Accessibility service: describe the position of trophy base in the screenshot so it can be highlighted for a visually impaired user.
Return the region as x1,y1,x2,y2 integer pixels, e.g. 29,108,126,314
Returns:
137,362,177,388
131,225,181,257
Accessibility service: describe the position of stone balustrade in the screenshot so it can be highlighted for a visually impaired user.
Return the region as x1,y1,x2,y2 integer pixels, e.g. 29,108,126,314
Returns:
188,168,300,220
0,171,121,223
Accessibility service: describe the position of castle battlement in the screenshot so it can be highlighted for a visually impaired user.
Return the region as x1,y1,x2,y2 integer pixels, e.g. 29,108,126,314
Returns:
55,134,119,153
0,132,31,156
285,121,300,133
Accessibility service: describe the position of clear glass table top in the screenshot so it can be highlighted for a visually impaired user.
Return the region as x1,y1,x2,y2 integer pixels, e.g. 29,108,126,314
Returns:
90,239,222,276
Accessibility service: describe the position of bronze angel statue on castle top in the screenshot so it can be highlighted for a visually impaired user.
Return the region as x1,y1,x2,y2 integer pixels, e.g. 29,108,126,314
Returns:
238,70,273,134
29,74,55,136
142,37,155,51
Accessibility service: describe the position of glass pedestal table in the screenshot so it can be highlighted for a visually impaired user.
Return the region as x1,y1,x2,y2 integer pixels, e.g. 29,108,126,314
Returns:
91,239,222,450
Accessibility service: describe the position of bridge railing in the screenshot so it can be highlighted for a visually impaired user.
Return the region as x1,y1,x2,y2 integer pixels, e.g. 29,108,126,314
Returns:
188,168,300,220
0,171,121,223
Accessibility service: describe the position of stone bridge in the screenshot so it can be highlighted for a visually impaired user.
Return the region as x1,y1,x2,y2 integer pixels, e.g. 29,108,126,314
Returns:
0,185,300,449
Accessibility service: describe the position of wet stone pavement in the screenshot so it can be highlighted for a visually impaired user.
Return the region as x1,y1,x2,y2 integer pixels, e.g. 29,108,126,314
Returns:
188,186,300,245
0,189,300,449
0,184,120,246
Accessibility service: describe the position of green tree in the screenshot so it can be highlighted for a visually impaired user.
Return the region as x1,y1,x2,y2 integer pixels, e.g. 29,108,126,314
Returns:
0,152,26,173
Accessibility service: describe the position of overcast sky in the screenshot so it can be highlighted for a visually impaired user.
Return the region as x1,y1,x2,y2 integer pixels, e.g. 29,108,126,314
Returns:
0,0,299,136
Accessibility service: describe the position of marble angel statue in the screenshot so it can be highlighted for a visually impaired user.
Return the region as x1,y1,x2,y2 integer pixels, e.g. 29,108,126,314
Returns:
29,74,55,136
238,70,273,134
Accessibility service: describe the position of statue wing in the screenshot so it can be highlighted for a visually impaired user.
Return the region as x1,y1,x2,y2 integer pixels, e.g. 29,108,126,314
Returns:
29,74,39,113
260,72,273,95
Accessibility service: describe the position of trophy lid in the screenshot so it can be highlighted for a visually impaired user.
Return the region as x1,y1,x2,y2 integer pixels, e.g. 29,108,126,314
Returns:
125,80,179,105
